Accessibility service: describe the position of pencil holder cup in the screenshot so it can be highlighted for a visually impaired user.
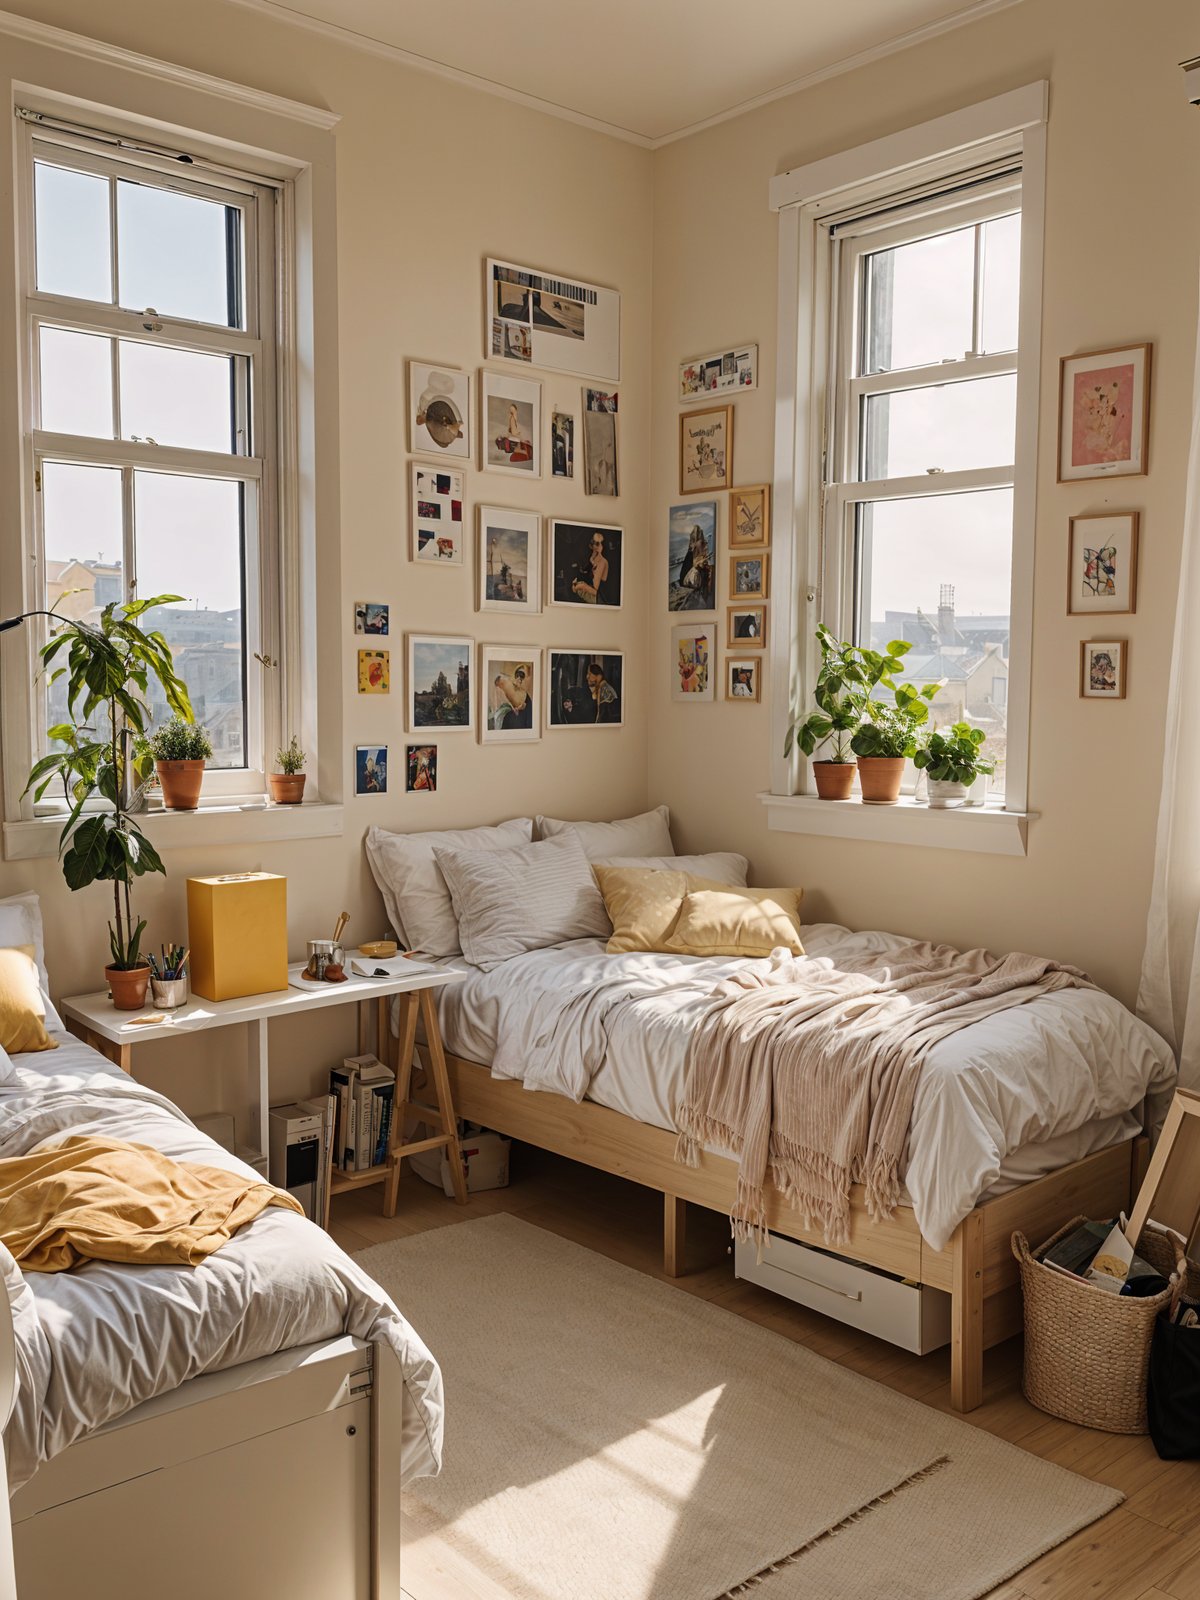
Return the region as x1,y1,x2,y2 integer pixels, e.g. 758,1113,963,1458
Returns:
150,976,189,1010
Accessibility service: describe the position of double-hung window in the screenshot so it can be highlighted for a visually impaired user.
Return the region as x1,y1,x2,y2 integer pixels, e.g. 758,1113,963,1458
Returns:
17,115,284,802
825,173,1021,798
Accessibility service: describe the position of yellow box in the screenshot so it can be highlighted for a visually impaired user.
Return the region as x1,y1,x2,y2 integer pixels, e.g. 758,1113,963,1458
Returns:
186,873,288,1001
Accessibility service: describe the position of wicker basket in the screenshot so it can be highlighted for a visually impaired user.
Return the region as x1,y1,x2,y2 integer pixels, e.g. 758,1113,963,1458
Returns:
1012,1216,1187,1434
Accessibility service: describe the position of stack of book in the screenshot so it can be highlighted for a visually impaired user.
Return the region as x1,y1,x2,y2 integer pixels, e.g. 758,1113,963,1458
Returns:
290,1094,336,1227
330,1052,396,1173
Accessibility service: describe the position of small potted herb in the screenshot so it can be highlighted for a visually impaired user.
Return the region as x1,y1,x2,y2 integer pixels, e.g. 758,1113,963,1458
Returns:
913,722,995,808
270,736,306,805
150,717,212,811
784,624,863,799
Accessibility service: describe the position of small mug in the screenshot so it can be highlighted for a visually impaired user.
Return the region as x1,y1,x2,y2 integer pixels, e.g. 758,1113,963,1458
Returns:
151,975,189,1010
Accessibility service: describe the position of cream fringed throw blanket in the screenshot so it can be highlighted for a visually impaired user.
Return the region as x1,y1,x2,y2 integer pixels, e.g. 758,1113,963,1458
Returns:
675,942,1093,1247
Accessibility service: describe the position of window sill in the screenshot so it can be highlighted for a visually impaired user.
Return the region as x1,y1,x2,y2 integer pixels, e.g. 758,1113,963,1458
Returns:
759,792,1032,857
3,801,344,861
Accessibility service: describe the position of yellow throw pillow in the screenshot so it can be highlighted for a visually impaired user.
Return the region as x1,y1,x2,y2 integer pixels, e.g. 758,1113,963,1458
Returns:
0,945,58,1054
663,887,804,958
594,865,690,953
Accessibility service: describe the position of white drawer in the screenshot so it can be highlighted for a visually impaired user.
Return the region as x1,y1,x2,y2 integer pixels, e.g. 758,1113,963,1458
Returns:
734,1231,951,1355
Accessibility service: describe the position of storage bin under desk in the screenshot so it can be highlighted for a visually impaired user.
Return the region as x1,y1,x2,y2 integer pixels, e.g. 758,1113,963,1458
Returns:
734,1231,952,1354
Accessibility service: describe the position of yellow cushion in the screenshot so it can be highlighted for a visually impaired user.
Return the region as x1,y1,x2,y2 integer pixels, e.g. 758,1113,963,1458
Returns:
662,887,804,958
0,945,57,1054
594,865,690,953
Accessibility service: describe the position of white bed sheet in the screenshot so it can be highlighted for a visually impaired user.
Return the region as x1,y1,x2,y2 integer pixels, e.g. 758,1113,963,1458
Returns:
1,1033,443,1492
423,924,1177,1252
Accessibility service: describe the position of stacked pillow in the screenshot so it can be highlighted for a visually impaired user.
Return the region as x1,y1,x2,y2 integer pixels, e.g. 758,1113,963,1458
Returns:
594,865,803,958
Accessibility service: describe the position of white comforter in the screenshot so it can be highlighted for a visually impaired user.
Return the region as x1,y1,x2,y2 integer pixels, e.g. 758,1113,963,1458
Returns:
0,1033,443,1492
430,924,1177,1252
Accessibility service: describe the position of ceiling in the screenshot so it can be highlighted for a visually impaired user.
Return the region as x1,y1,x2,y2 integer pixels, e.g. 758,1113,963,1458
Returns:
228,0,1023,146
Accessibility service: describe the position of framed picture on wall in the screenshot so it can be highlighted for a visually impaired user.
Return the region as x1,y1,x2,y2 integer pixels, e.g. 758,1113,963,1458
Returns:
671,622,715,703
729,484,770,547
405,745,437,793
407,634,474,732
1058,343,1152,482
582,389,619,496
1067,512,1139,615
1079,639,1128,699
727,604,766,648
481,370,542,478
726,657,762,702
680,404,733,494
478,505,540,613
355,745,388,795
730,552,769,601
667,501,717,612
411,463,466,564
480,645,541,743
408,361,470,461
549,520,623,608
547,651,624,728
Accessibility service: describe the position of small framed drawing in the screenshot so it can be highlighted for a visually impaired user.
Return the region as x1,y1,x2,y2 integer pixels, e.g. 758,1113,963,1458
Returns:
411,464,465,564
480,645,540,743
1058,343,1152,482
729,484,770,547
730,552,769,600
354,601,389,635
355,745,388,795
405,745,437,793
409,361,470,460
547,650,624,728
481,369,542,478
726,657,762,702
550,520,623,608
478,506,540,613
1067,512,1139,615
727,604,766,648
672,623,715,702
357,648,389,693
1080,639,1128,700
680,404,733,495
407,634,473,733
582,389,619,496
551,411,574,478
668,501,717,612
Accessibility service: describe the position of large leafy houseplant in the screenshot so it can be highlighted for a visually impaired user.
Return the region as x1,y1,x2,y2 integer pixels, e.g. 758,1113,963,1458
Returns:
24,597,193,995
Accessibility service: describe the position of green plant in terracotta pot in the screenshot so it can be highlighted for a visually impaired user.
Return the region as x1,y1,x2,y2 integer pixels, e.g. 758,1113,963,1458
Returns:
784,624,864,800
913,721,995,809
150,715,213,811
269,736,307,805
851,671,942,804
24,596,192,1009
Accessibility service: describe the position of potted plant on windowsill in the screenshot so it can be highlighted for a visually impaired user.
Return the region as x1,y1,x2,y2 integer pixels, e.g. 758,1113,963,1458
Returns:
785,624,863,800
851,664,942,806
150,716,213,810
23,596,193,1009
269,736,306,805
913,722,995,809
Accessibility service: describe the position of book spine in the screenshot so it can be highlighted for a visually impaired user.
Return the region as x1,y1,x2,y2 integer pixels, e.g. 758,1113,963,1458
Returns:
354,1082,372,1171
376,1082,395,1167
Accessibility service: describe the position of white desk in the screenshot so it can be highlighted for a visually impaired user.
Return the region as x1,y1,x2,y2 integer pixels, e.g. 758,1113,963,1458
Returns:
60,961,469,1214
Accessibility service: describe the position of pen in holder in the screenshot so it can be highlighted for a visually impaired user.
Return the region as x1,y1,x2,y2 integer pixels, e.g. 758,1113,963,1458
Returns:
148,945,190,1009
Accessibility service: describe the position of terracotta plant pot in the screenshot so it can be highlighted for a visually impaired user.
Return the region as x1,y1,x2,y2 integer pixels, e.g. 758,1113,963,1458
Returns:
106,962,151,1011
268,772,307,805
812,761,856,801
156,758,205,811
856,756,906,805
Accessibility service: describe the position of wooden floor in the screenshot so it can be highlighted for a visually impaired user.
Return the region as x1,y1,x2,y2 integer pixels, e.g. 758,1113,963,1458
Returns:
330,1146,1200,1600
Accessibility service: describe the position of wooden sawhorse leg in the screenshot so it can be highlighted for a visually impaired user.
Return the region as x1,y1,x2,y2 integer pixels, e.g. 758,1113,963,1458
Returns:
384,988,468,1217
950,1211,984,1412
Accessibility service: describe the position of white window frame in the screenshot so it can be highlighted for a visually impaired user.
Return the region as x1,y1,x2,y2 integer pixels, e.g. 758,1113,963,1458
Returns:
763,84,1047,857
11,113,294,813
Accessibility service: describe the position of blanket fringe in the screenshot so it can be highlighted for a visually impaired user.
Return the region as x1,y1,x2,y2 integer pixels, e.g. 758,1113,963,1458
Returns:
708,1455,952,1599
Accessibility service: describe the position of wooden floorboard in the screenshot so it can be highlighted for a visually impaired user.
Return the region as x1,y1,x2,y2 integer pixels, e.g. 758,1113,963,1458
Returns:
340,1144,1200,1600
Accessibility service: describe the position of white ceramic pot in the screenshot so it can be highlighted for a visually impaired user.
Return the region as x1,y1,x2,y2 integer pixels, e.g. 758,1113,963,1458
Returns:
927,778,968,809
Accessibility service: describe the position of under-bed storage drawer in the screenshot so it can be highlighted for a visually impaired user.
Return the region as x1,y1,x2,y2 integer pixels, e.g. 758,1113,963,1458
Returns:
734,1232,951,1354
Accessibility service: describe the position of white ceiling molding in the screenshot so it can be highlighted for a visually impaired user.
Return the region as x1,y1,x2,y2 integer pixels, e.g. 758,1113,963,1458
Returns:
221,0,1028,149
0,7,341,130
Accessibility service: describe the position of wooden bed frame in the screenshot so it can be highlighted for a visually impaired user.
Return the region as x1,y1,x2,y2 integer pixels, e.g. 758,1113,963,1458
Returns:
438,1049,1149,1413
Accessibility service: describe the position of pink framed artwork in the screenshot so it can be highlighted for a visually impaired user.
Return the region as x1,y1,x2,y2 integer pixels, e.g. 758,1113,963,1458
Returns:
1058,343,1151,482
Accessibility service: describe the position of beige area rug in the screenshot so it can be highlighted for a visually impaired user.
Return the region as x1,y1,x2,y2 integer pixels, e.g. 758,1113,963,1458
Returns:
361,1215,1121,1600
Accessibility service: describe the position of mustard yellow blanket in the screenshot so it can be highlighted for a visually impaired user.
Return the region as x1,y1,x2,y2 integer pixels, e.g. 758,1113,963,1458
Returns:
0,1134,303,1272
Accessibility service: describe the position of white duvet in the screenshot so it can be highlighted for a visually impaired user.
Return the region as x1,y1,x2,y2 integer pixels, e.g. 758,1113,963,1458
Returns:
1,1034,443,1492
429,924,1177,1252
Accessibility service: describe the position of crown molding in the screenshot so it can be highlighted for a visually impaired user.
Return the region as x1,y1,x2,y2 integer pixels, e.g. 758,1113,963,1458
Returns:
0,7,341,130
221,0,1027,149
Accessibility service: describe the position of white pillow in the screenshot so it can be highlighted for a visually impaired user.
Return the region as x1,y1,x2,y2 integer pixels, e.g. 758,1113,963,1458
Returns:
597,851,749,887
365,820,534,957
536,805,673,862
434,831,610,970
0,891,63,1032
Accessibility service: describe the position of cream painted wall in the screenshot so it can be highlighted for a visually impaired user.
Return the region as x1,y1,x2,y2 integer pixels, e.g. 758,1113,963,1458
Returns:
0,0,653,1117
649,0,1200,1007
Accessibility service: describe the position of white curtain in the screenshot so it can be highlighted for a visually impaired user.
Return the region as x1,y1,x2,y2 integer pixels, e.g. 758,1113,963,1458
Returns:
1138,296,1200,1089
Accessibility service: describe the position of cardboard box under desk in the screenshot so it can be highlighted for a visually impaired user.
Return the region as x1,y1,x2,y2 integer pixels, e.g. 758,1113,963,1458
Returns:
186,872,288,1001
